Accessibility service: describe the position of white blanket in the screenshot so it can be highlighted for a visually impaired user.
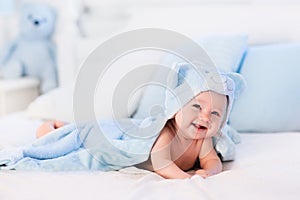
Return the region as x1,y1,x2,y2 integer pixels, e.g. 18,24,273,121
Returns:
0,114,299,200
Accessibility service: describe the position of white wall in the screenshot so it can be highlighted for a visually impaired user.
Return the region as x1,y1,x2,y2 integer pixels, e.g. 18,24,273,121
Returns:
82,0,300,6
1,0,300,86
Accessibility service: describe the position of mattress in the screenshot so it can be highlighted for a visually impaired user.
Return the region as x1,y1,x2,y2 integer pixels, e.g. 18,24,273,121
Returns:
0,112,299,200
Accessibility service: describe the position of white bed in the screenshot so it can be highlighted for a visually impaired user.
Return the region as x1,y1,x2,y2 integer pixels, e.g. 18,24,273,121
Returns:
0,0,300,199
0,112,299,199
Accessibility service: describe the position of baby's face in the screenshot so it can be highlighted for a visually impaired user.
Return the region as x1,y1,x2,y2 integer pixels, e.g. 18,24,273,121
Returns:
174,91,227,140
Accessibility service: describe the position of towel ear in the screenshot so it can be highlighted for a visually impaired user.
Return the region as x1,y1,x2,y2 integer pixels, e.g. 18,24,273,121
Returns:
167,62,189,88
226,72,247,98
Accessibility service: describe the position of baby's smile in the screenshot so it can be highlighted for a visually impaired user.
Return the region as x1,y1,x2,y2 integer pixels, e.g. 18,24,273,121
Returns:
191,122,208,131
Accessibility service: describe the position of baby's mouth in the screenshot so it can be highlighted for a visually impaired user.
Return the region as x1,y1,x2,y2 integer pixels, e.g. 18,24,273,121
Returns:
192,123,208,130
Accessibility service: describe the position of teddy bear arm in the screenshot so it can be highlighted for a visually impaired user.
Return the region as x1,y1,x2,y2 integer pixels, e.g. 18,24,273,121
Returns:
0,60,23,78
48,42,57,63
1,42,18,65
0,42,23,78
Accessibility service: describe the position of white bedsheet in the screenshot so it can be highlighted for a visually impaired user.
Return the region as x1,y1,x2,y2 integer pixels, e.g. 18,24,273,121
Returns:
0,113,299,200
0,112,42,148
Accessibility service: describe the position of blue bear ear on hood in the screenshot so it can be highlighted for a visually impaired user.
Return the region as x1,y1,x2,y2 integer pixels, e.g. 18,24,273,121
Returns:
167,62,199,87
226,72,247,98
176,63,190,86
166,62,181,89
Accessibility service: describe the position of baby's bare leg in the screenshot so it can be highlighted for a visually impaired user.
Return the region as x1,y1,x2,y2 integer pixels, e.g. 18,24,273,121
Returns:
36,121,65,138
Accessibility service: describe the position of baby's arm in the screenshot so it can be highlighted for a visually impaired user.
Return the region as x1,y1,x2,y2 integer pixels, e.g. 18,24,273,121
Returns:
153,161,192,179
195,139,222,178
36,120,65,138
151,126,191,179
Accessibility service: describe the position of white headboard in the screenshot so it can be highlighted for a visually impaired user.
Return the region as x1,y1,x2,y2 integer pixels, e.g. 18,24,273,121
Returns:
124,5,300,44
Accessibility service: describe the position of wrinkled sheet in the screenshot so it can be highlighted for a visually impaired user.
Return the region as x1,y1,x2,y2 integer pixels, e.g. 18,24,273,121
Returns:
0,114,299,200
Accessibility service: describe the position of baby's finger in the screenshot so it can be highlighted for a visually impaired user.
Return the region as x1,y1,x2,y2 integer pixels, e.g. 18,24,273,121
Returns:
36,121,55,138
195,170,209,178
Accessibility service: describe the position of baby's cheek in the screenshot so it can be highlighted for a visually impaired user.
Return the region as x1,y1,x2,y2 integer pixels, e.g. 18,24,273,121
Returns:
209,122,221,136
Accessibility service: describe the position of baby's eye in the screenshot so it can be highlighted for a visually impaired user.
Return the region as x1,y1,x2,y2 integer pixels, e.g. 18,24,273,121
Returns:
193,104,201,109
211,111,220,117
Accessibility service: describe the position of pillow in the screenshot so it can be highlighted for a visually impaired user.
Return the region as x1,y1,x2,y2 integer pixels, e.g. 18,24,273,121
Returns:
133,34,248,119
162,34,248,72
27,34,247,123
26,80,142,122
26,86,74,122
29,36,171,122
230,43,300,132
76,38,103,68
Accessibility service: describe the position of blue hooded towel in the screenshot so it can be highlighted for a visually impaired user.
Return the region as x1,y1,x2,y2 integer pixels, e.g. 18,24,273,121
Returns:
0,62,245,171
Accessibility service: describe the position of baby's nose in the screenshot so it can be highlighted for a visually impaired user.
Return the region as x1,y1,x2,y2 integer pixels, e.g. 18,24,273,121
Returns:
199,112,211,124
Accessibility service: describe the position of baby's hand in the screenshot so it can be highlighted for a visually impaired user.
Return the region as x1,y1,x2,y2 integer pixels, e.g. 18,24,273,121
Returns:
36,120,64,138
195,169,210,179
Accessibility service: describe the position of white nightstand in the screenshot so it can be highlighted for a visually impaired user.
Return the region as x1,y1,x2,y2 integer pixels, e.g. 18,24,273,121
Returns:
0,77,40,116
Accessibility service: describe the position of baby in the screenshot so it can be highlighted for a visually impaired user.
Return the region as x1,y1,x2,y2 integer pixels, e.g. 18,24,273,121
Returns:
34,62,244,179
36,90,227,179
136,90,226,179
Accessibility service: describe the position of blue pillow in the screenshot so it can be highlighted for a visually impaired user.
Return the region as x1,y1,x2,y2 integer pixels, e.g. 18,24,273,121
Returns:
133,34,248,119
230,43,300,132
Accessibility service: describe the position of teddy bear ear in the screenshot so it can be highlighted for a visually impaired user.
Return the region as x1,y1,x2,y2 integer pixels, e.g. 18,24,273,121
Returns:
226,72,247,98
48,5,57,19
21,2,33,13
21,2,57,19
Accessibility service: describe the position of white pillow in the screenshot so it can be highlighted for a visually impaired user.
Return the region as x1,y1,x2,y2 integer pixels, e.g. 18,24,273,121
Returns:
91,49,165,120
76,38,105,68
26,86,74,122
26,78,143,122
